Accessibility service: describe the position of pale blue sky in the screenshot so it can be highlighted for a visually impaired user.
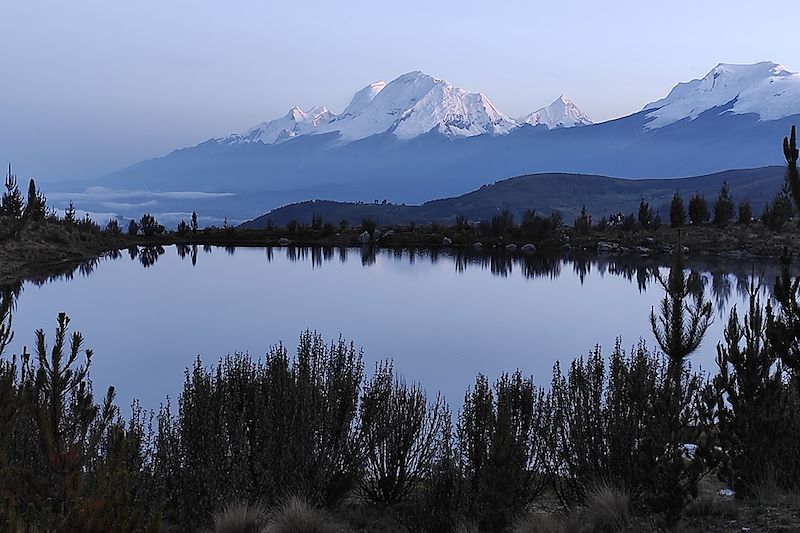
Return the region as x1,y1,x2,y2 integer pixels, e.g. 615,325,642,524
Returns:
1,0,796,181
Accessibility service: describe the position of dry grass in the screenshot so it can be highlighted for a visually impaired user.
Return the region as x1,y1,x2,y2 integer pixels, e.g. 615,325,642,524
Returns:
511,511,581,533
453,520,480,533
265,496,346,533
213,502,269,533
580,484,631,533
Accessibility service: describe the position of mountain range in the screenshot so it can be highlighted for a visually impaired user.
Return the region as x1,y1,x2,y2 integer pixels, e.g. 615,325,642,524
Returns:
80,61,800,225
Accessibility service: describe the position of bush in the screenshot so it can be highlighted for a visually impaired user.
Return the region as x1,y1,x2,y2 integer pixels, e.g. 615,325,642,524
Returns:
703,279,790,496
458,371,548,531
161,333,364,528
762,191,793,231
548,341,661,505
359,362,447,506
574,205,591,235
139,213,164,237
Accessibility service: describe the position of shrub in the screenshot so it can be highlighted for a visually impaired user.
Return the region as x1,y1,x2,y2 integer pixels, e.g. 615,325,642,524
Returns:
574,205,591,235
548,342,661,504
458,371,548,531
162,333,364,528
140,213,163,237
359,362,446,506
703,278,790,496
489,210,514,237
762,191,793,231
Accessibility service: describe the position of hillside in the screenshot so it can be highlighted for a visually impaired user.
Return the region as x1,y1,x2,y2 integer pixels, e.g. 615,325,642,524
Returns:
240,166,785,228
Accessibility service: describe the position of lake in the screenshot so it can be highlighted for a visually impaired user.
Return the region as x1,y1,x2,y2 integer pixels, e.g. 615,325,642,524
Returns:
1,245,780,412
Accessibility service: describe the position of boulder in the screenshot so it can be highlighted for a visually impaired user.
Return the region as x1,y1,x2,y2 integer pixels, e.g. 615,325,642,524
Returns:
359,231,371,244
473,242,483,250
521,243,537,254
442,236,453,246
505,243,517,252
278,237,290,246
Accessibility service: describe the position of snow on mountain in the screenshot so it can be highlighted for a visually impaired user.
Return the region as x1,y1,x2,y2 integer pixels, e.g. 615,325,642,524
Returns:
339,81,387,117
519,95,593,129
643,61,800,129
226,106,335,144
222,71,520,145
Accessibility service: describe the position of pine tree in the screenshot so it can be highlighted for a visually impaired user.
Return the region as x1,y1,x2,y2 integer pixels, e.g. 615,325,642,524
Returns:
643,249,713,526
638,200,654,229
191,211,198,232
705,277,789,496
23,178,47,221
1,165,24,220
713,181,735,226
688,194,709,225
784,125,800,212
737,200,753,225
670,192,686,228
64,201,76,224
767,251,800,385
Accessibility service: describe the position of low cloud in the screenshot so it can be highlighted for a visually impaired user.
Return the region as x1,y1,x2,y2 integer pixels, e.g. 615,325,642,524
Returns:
48,187,236,202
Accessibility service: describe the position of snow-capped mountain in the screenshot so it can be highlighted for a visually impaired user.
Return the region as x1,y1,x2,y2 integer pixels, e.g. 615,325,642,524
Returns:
519,95,593,129
223,71,520,145
105,60,800,222
225,106,335,145
643,62,800,129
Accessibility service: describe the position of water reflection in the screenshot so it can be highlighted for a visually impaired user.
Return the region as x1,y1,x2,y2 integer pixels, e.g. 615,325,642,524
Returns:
3,245,789,319
0,244,793,411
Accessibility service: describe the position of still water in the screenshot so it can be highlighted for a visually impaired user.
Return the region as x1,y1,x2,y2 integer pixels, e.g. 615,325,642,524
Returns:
2,245,780,411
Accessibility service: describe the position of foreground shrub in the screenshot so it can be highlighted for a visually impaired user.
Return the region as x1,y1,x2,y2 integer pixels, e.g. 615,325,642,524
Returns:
0,312,157,531
703,278,791,496
458,371,548,531
359,362,447,506
162,332,364,529
548,341,661,504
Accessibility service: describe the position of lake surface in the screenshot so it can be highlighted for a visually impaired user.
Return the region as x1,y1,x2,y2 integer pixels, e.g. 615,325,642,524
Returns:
2,245,781,412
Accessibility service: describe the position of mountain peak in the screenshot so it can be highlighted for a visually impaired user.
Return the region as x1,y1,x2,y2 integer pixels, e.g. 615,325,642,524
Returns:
520,95,592,129
643,61,800,129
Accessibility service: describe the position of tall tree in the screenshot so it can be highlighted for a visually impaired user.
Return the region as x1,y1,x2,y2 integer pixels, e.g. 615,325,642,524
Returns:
705,277,789,496
784,125,800,212
713,181,735,226
643,250,714,526
23,178,47,221
670,192,686,228
688,194,709,225
1,165,24,220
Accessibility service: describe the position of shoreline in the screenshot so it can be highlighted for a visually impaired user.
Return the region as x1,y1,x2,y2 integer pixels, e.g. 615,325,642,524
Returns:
3,223,796,286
